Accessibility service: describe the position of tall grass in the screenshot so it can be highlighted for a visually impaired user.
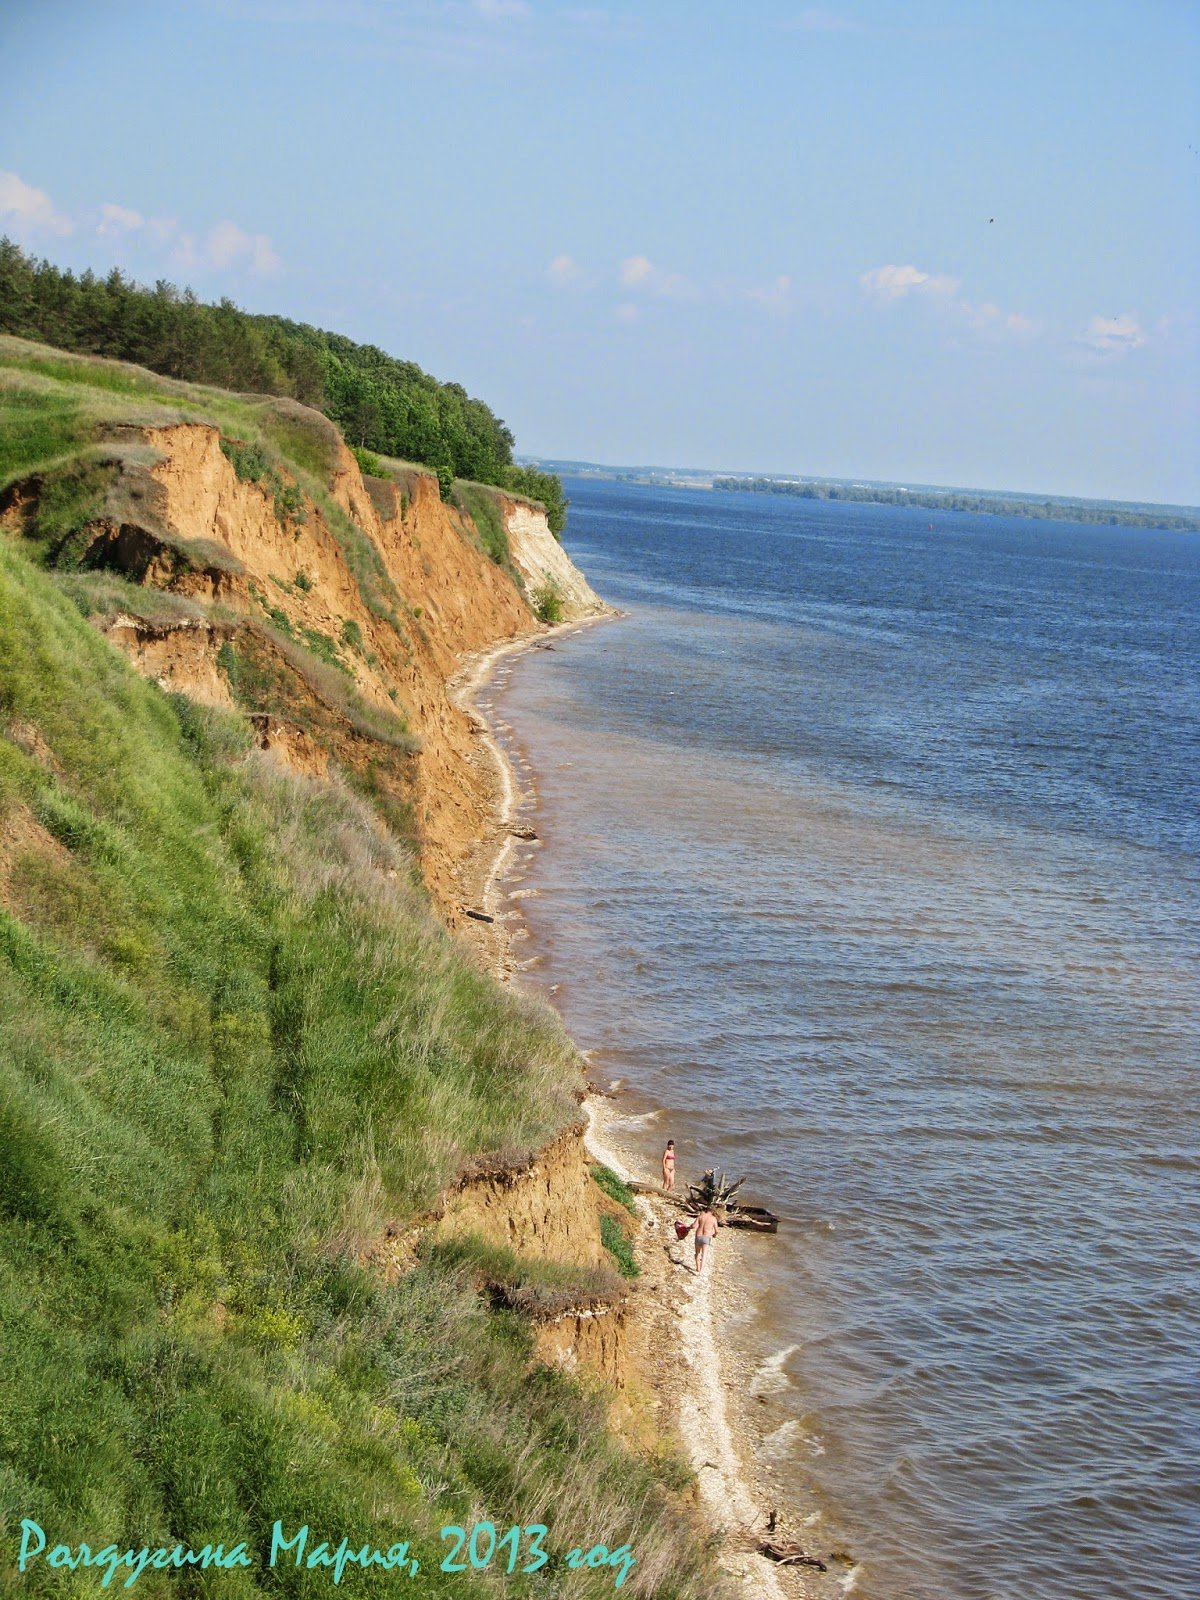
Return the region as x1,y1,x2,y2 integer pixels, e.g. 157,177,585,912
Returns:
452,480,523,590
0,548,722,1598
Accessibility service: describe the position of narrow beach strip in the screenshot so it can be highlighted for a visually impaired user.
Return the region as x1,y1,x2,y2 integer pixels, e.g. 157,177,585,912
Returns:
453,617,844,1600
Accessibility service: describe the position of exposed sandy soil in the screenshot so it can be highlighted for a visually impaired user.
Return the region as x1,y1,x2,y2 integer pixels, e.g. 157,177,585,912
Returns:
437,1122,607,1269
0,802,69,912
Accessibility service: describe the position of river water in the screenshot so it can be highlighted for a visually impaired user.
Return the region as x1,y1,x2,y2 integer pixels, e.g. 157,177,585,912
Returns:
488,478,1199,1600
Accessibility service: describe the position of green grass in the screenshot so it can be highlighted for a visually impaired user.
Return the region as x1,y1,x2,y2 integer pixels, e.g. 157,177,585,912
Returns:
600,1214,640,1281
0,345,717,1596
56,570,207,627
0,378,92,485
452,480,522,586
218,623,418,750
592,1164,638,1214
425,1233,626,1318
0,547,719,1596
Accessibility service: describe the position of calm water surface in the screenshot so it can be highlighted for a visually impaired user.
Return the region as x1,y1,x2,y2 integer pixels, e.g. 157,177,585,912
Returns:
490,480,1199,1600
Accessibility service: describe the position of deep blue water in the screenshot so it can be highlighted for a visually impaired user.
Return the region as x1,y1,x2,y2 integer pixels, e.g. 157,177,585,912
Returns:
492,480,1199,1600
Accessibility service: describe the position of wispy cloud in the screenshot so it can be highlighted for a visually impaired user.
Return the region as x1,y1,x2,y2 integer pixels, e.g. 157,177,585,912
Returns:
860,263,960,301
1081,312,1145,355
471,0,530,19
618,255,701,301
94,206,282,276
206,219,281,274
549,251,801,318
860,262,1038,341
98,202,145,235
788,9,865,32
745,273,794,315
546,252,587,286
0,170,73,238
0,172,282,276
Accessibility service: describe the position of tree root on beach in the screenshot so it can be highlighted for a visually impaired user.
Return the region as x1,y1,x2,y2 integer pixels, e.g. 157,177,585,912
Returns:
757,1540,828,1571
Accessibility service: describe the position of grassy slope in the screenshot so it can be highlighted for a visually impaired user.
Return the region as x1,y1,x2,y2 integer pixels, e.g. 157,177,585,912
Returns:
0,354,720,1596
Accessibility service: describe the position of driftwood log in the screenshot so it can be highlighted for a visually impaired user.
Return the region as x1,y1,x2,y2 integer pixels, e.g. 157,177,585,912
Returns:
758,1541,828,1572
630,1173,780,1233
685,1168,747,1215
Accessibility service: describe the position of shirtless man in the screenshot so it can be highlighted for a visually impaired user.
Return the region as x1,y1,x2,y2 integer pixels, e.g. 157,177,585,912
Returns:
694,1205,719,1274
661,1139,677,1192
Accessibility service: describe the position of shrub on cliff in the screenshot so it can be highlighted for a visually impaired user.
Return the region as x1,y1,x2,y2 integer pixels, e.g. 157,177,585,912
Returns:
505,462,570,537
532,576,565,624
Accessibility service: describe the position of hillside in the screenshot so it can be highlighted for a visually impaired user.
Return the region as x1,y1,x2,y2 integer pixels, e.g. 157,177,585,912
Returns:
0,342,713,1597
0,239,569,528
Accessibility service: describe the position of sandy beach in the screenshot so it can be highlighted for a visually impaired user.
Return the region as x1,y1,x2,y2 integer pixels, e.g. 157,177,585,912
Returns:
450,620,851,1600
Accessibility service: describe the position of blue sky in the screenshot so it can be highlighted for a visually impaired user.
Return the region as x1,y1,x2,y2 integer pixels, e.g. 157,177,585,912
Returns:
2,0,1197,502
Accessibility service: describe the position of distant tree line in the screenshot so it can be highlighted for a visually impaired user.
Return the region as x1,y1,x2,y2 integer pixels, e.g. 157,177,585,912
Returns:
0,239,567,529
713,475,1200,533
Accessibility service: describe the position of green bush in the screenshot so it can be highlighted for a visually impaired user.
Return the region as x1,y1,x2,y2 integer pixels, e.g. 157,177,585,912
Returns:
351,444,384,477
532,577,564,624
220,437,305,528
220,437,271,483
299,626,346,673
505,463,570,537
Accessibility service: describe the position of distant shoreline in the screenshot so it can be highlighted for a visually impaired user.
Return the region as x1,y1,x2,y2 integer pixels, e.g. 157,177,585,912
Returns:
710,477,1200,533
521,459,1200,534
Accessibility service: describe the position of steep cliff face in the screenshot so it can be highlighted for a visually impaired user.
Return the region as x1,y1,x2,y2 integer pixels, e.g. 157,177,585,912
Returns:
14,416,601,917
500,493,608,616
3,379,627,1385
437,1124,606,1267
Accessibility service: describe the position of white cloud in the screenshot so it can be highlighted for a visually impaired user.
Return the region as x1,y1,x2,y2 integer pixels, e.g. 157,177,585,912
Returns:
0,175,281,277
860,262,1040,342
618,255,701,301
859,263,960,300
206,220,281,275
746,274,793,315
472,0,530,17
789,8,864,31
546,252,585,285
98,202,145,236
613,303,638,323
1082,312,1145,355
250,235,282,274
0,171,72,237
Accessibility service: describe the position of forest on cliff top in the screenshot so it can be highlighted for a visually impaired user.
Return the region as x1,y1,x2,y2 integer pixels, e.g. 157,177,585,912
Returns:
0,239,568,534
